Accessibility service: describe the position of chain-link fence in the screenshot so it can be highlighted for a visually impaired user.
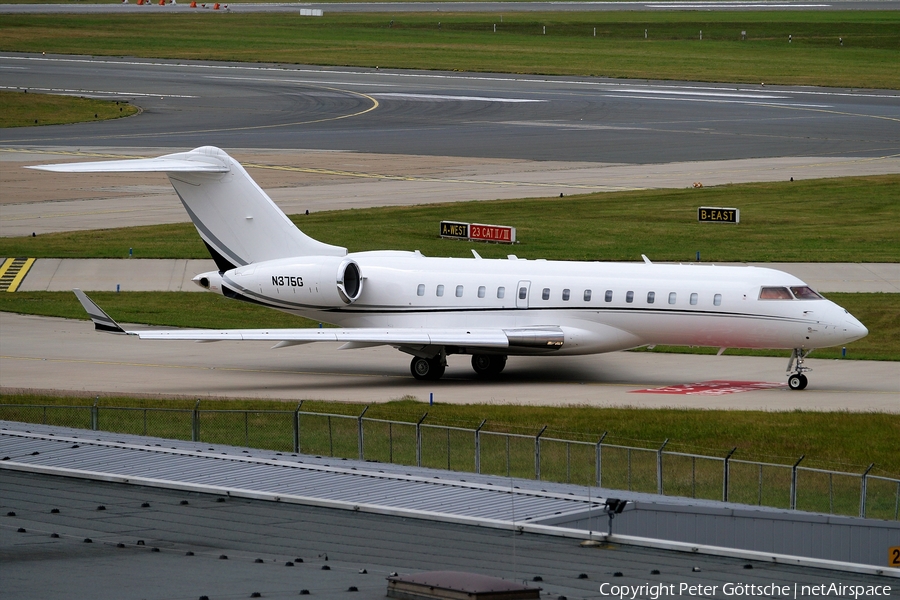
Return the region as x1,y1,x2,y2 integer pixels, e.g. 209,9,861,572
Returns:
2,403,897,521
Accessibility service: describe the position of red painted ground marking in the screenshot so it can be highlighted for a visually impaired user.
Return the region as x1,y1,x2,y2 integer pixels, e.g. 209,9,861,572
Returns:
630,380,787,396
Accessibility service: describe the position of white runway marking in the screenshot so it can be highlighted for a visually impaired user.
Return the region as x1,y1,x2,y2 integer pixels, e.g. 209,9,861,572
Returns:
603,94,832,108
205,75,398,87
0,85,196,98
615,88,788,100
371,93,545,103
645,3,830,7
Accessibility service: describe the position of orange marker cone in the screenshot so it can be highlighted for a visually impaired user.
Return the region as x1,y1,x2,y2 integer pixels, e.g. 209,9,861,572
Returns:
213,2,219,8
189,1,196,6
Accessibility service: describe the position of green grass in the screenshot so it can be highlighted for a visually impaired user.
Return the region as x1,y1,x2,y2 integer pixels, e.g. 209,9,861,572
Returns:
1,394,897,479
3,175,899,262
1,12,898,88
4,394,897,517
0,90,138,128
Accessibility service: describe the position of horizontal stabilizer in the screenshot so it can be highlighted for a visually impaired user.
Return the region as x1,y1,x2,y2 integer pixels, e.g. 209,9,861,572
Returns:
28,155,229,174
73,289,127,334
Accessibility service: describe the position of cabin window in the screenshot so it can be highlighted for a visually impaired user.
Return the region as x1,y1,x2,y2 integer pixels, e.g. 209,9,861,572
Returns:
542,288,550,300
759,286,793,300
790,286,823,300
436,284,444,297
497,287,505,299
714,293,722,306
626,291,634,303
605,290,613,302
647,291,655,304
562,289,570,301
478,286,486,299
417,284,425,297
668,292,677,304
456,285,464,298
519,287,528,300
584,289,592,302
690,293,698,305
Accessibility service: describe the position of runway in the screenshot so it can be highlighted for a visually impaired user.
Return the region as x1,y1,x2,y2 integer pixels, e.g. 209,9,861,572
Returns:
2,312,897,411
3,54,899,163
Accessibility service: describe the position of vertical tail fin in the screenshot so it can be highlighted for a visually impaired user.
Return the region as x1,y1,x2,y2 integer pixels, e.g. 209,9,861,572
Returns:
30,146,346,269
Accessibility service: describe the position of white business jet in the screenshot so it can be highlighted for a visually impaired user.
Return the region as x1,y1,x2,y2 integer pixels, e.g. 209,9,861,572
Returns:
33,146,868,389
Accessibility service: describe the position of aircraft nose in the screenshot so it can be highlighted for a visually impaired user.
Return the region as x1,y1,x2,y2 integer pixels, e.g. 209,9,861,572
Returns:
833,311,868,344
846,315,868,341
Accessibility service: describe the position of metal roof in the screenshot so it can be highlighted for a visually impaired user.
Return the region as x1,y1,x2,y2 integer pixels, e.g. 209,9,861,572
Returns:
2,422,897,578
0,425,596,524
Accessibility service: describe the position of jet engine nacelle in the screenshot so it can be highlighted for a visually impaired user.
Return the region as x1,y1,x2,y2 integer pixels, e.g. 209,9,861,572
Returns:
195,256,364,308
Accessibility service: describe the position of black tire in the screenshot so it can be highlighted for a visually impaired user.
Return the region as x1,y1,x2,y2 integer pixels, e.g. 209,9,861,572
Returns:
410,356,445,381
788,373,808,390
471,354,507,377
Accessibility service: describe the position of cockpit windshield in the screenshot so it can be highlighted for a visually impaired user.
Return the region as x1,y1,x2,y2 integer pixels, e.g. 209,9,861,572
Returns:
759,287,793,300
759,286,824,300
790,286,823,300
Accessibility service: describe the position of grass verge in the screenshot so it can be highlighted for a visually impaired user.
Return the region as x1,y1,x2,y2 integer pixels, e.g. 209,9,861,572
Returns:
1,12,898,88
0,90,138,128
0,291,895,359
1,394,897,480
3,175,899,263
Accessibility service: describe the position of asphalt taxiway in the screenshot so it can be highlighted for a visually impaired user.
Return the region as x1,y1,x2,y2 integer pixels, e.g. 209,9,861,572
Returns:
2,312,897,411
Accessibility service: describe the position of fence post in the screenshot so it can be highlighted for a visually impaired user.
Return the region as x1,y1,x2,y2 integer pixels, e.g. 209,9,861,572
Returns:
416,413,428,467
192,399,201,442
790,455,805,510
596,431,608,488
723,447,736,502
860,463,874,518
657,438,669,495
293,402,302,453
475,419,486,474
357,406,369,461
535,425,548,480
91,397,99,431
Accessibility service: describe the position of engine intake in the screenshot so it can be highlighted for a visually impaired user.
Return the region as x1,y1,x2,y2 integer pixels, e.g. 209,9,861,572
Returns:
337,260,363,304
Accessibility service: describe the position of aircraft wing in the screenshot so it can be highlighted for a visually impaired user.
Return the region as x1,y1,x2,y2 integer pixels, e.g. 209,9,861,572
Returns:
73,290,561,350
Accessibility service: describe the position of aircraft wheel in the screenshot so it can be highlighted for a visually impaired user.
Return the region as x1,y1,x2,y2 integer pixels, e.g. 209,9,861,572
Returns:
410,356,445,381
471,354,507,377
788,373,808,390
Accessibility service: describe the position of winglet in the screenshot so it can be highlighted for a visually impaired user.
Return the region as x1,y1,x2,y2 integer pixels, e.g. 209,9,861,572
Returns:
73,289,127,334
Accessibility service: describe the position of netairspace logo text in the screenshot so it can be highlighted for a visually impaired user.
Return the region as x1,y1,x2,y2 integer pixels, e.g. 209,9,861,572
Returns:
598,582,892,600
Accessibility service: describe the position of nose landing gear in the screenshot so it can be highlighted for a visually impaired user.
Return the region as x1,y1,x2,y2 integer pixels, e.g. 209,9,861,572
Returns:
786,348,811,390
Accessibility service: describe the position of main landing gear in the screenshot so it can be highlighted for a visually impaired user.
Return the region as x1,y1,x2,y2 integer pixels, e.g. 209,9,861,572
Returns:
410,356,445,381
409,353,509,381
786,348,811,390
471,354,507,378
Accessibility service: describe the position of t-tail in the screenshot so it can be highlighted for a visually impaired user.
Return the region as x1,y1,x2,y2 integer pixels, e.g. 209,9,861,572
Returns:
29,146,346,270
